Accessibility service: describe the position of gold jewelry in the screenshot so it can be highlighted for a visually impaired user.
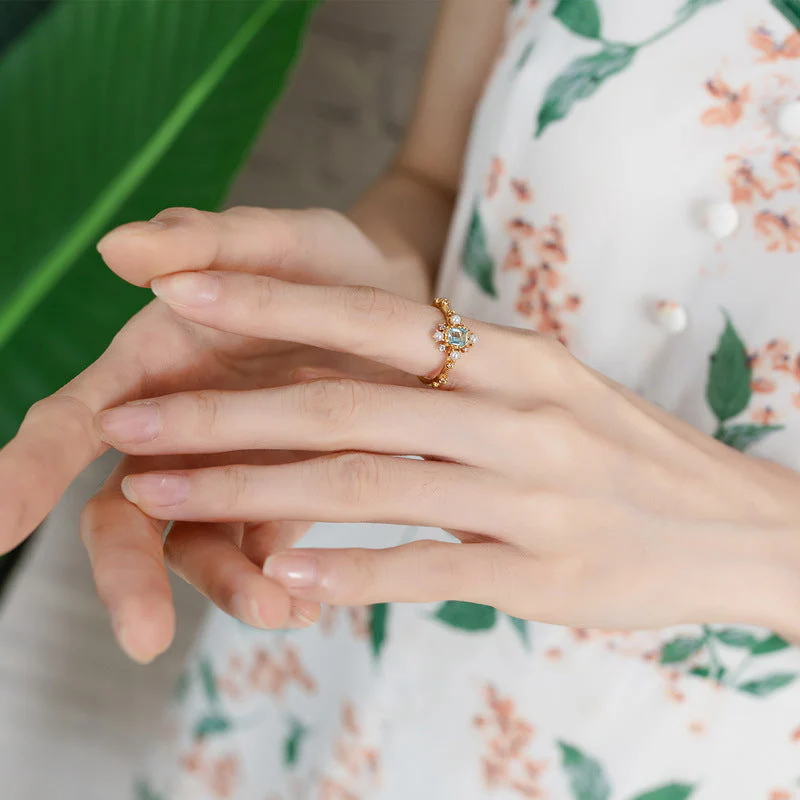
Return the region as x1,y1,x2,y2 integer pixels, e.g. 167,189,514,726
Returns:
418,297,478,389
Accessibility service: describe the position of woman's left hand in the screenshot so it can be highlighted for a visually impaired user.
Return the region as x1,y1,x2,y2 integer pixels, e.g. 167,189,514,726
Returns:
97,270,800,637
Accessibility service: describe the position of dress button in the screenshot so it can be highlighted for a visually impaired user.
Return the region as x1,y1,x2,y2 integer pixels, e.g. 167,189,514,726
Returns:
652,300,688,334
701,200,740,238
776,99,800,139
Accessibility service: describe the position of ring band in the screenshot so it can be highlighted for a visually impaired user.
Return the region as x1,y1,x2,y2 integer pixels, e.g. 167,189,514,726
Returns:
418,297,478,389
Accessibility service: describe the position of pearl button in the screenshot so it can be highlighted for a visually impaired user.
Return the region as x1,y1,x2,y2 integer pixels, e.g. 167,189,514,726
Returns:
776,99,800,139
652,300,688,334
701,201,739,238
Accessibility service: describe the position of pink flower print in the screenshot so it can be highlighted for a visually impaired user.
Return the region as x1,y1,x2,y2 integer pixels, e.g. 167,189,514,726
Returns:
503,241,524,271
749,26,800,62
473,685,544,798
726,156,774,203
752,376,777,393
769,791,793,800
511,178,534,203
209,754,240,799
507,218,536,239
535,217,567,263
754,209,800,252
486,157,504,199
773,147,800,191
753,405,780,424
700,77,751,126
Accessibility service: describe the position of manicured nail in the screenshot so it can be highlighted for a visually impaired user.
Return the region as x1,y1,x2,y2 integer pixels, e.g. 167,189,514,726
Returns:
151,272,219,306
112,615,156,665
121,473,190,506
232,593,266,627
263,554,318,589
291,606,317,627
97,219,165,252
98,401,160,443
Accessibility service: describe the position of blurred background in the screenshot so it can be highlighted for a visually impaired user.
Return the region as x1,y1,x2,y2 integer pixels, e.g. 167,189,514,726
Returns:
0,1,437,797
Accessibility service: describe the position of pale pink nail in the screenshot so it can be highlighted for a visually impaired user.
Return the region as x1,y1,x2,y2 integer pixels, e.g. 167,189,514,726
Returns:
151,272,220,306
263,554,318,589
98,402,160,443
121,473,190,506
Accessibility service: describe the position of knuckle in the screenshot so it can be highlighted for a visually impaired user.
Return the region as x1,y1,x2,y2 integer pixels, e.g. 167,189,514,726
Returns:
221,464,251,507
322,452,382,508
343,285,402,330
189,390,223,433
250,276,277,317
296,378,366,432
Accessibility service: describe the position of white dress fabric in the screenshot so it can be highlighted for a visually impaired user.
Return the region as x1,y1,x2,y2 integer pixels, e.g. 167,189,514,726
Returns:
137,2,800,798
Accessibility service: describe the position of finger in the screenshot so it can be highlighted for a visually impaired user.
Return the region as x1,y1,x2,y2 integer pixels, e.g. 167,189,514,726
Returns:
0,301,211,555
164,521,319,630
148,271,569,400
96,206,386,289
262,540,529,609
241,520,321,629
81,456,175,663
118,454,517,538
96,380,522,470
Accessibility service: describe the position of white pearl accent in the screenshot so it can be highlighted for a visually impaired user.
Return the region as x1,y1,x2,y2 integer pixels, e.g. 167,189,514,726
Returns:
433,331,444,341
451,314,461,324
438,344,446,352
652,300,688,334
776,99,800,139
470,334,478,344
701,201,740,238
452,351,460,360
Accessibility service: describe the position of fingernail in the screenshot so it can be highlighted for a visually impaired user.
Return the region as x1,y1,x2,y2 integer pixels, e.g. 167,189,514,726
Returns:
98,401,160,443
263,554,318,589
121,473,190,506
97,219,164,252
151,272,219,306
291,606,317,627
232,593,266,627
112,616,156,665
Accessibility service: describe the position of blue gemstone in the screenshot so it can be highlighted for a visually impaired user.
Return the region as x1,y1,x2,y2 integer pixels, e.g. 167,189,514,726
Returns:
446,326,469,348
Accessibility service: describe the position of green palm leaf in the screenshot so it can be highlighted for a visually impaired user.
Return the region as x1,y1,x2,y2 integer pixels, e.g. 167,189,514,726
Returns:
0,0,316,444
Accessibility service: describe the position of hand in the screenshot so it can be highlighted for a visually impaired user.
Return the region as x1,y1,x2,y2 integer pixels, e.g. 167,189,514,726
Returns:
0,206,424,662
100,269,800,639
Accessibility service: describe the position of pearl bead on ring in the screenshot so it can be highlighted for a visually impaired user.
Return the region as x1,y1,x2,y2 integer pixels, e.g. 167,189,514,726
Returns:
418,297,478,389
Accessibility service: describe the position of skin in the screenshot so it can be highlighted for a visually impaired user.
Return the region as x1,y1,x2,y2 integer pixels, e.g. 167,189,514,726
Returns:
0,0,507,662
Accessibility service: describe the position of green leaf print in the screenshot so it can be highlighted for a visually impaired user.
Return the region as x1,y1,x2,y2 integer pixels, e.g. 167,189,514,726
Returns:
714,423,784,452
369,602,389,659
558,742,611,800
435,601,497,631
174,669,190,704
713,628,760,649
674,0,726,22
688,666,711,678
516,41,535,72
507,614,531,649
536,44,637,137
134,780,164,800
194,713,233,739
199,658,219,706
553,0,602,39
462,208,498,298
706,315,751,423
283,718,306,767
738,672,797,696
659,635,705,665
771,0,800,30
750,632,791,656
630,784,695,800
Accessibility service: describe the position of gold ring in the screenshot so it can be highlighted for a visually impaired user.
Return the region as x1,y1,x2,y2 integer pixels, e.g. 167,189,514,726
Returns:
418,297,478,389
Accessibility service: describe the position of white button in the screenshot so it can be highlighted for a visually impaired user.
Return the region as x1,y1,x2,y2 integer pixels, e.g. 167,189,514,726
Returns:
701,201,739,238
652,300,688,334
776,99,800,139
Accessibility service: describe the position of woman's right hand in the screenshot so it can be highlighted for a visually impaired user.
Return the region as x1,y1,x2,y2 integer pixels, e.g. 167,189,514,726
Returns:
0,205,427,662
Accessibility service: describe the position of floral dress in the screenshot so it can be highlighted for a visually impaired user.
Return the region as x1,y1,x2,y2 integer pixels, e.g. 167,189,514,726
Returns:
136,2,800,798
